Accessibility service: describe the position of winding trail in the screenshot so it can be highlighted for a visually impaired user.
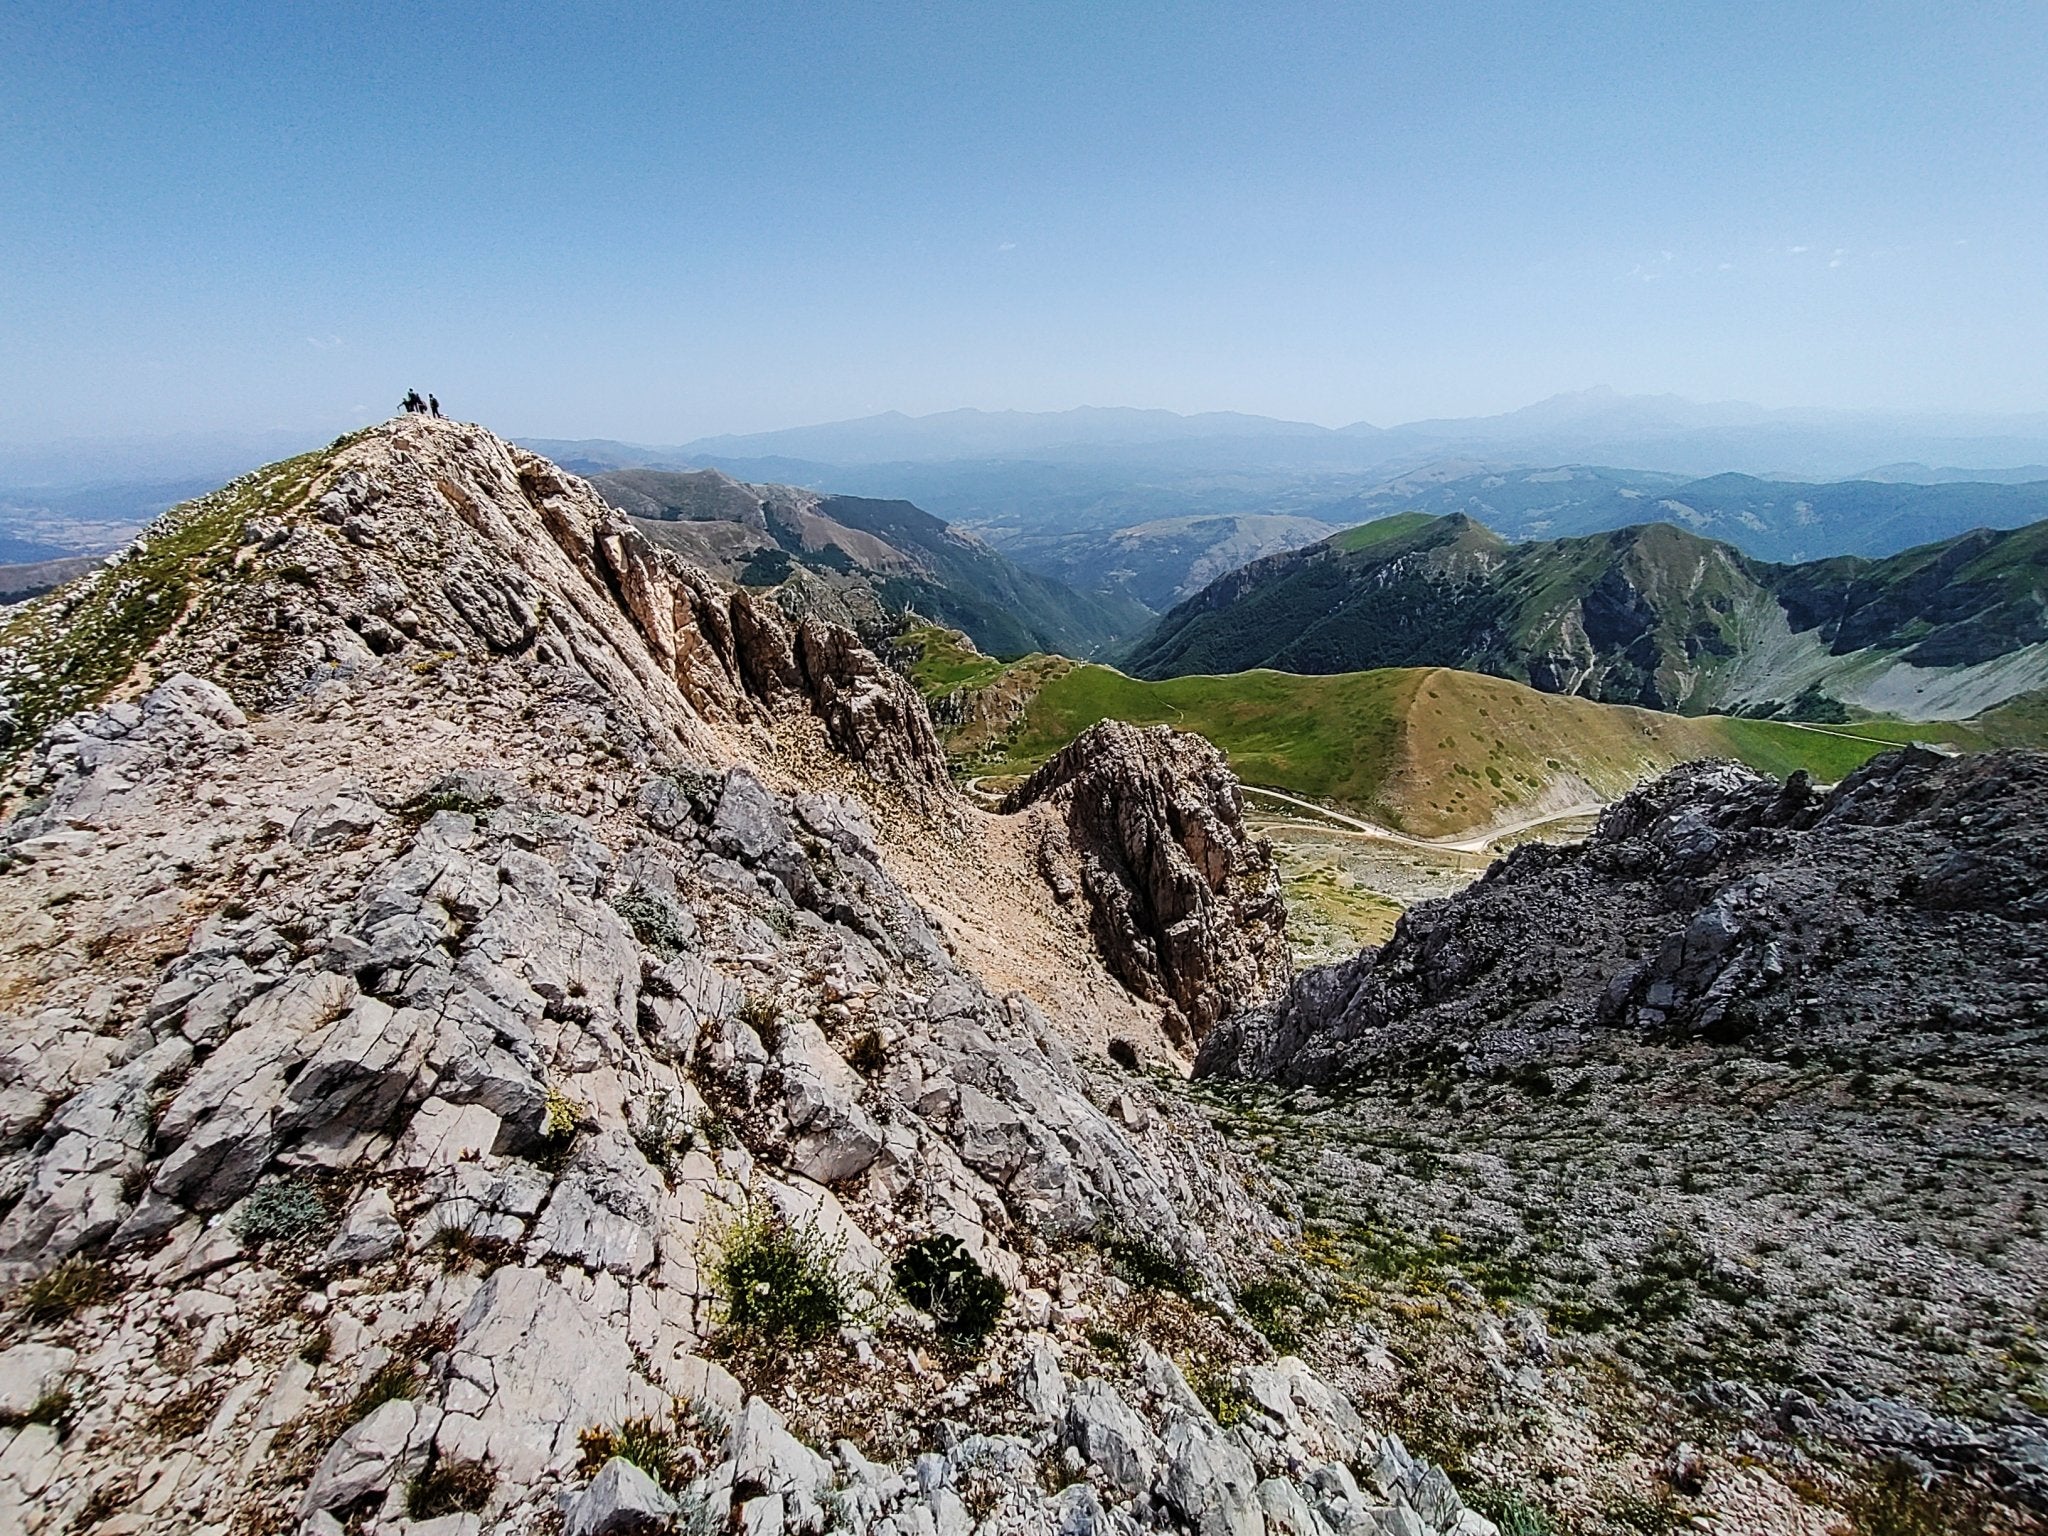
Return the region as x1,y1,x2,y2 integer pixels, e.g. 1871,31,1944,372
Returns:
1242,784,1603,854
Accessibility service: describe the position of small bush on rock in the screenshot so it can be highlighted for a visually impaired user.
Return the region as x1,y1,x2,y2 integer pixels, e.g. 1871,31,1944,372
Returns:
578,1415,690,1492
408,1454,495,1518
892,1235,1007,1347
1466,1486,1557,1536
542,1085,584,1143
1236,1275,1312,1353
710,1201,853,1344
236,1175,332,1248
612,886,692,957
15,1256,117,1323
1094,1224,1192,1296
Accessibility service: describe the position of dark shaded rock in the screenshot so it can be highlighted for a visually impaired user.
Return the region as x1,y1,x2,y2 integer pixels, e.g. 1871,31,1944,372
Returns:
1200,747,2048,1084
1006,721,1289,1048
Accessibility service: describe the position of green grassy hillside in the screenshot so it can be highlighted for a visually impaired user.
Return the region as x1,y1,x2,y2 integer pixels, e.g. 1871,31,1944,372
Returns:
911,635,2042,840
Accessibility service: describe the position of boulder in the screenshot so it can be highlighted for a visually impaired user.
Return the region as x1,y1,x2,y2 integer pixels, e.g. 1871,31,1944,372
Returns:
1005,720,1289,1048
563,1456,678,1536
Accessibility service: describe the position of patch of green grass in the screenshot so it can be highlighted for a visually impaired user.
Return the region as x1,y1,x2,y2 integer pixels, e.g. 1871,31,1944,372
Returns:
13,1256,117,1323
1329,511,1443,552
0,438,351,768
898,623,1010,696
1464,1485,1559,1536
709,1201,856,1345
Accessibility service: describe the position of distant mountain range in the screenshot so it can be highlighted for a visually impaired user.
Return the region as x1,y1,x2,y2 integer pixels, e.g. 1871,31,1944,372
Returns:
542,389,2048,481
530,394,2048,612
1306,464,2048,565
1124,511,2048,721
589,467,1143,659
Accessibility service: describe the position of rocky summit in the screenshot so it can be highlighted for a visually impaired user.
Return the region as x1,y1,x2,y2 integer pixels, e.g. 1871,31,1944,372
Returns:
0,417,1496,1536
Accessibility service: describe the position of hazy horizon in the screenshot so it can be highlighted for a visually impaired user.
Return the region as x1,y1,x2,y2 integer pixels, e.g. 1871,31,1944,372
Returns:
4,2,2045,446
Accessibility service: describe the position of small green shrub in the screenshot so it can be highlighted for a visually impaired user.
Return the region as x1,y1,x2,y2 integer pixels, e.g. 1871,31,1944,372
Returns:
542,1086,583,1143
709,1201,853,1344
892,1235,1007,1346
235,1175,332,1248
14,1256,116,1323
612,886,692,957
1190,1367,1252,1428
1236,1276,1311,1353
408,1454,495,1518
1094,1224,1191,1296
1465,1485,1558,1536
578,1415,690,1492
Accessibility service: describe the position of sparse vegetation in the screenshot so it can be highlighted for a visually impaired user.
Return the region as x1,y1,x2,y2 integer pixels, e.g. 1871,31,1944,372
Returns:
150,1382,227,1440
1094,1225,1193,1296
708,1200,857,1345
0,442,343,769
408,1454,496,1518
1465,1485,1558,1536
235,1174,333,1248
578,1415,691,1492
542,1084,584,1143
612,885,692,957
892,1235,1007,1347
14,1256,117,1323
0,1386,74,1431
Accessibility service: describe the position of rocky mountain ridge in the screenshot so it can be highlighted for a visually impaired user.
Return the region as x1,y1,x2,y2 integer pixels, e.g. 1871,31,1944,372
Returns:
1125,510,2048,721
591,467,1146,660
0,417,1495,1536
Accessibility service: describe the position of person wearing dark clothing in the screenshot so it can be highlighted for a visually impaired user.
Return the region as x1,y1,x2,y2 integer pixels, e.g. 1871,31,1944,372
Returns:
401,389,424,414
429,395,441,418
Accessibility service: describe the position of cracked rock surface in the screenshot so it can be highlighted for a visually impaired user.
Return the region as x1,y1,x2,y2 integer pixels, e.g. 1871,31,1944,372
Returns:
0,418,1484,1536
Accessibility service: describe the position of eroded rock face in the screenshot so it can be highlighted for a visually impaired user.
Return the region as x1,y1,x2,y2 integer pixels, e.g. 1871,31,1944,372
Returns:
1006,720,1290,1048
1201,747,2048,1085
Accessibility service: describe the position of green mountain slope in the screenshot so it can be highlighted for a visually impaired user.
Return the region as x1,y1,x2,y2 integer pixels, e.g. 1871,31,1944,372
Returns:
1124,511,2048,718
593,468,1145,658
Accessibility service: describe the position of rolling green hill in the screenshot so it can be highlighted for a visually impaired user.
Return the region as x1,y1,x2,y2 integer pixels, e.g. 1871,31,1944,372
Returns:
901,623,2042,840
593,468,1146,658
1123,510,2048,720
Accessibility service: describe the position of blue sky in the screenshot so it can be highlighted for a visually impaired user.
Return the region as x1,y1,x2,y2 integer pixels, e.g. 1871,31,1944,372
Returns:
2,1,2043,443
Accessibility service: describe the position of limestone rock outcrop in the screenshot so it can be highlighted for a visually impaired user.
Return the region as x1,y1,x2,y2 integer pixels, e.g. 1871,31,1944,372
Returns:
0,418,1487,1536
1006,720,1290,1048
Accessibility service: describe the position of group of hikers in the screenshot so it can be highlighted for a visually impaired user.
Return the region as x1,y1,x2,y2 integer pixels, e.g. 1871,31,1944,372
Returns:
399,389,442,417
